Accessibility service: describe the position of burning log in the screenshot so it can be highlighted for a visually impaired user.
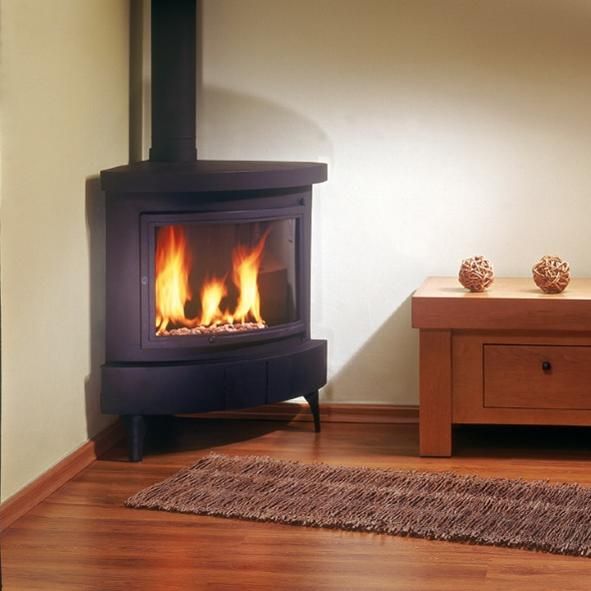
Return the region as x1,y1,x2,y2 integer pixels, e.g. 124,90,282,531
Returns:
161,322,266,337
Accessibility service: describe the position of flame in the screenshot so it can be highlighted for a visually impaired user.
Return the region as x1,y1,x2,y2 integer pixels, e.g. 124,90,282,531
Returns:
231,229,270,324
154,225,193,335
198,277,227,326
154,225,271,333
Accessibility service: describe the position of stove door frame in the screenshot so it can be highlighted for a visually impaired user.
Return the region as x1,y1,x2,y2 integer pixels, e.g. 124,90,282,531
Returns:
140,205,306,350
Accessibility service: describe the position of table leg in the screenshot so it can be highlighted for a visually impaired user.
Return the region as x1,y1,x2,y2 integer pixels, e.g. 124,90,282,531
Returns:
419,329,452,456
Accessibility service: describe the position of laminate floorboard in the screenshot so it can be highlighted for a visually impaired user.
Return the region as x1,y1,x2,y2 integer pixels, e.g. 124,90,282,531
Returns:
3,417,591,590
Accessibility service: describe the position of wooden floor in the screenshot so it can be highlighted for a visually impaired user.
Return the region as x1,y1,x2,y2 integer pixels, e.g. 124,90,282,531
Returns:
3,417,591,590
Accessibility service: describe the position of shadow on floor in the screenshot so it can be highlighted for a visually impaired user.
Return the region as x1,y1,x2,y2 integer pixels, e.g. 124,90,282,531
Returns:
453,424,591,461
103,414,591,464
103,413,309,461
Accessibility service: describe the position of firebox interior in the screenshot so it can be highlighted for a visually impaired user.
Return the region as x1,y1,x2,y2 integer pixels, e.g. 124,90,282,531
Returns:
151,217,299,336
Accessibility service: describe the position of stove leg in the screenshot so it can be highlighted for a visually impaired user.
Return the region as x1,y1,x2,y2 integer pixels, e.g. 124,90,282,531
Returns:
124,415,146,462
304,391,321,433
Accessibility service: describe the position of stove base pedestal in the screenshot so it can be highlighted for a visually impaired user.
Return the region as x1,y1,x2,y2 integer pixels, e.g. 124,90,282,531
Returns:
103,340,327,461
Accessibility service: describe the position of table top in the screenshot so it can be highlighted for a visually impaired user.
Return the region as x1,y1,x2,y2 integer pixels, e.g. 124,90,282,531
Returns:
414,277,591,301
412,277,591,331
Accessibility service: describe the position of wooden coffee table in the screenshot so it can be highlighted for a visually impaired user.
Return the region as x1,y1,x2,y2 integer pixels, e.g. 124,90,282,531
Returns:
412,276,591,456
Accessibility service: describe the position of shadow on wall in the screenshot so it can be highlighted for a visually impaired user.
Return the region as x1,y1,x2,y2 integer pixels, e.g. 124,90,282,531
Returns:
200,85,416,405
84,177,109,438
199,84,333,162
322,295,418,404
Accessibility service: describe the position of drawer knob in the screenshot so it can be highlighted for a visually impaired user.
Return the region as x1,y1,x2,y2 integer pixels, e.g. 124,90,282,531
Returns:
542,361,552,371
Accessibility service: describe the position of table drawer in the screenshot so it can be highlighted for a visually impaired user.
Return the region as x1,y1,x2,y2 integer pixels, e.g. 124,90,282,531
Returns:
484,345,591,410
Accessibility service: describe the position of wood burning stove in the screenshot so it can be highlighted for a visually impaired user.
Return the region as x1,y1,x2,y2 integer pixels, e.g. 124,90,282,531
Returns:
100,0,327,461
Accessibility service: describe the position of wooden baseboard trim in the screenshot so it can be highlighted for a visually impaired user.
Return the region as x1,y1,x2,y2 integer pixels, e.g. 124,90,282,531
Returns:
185,402,419,425
0,420,125,532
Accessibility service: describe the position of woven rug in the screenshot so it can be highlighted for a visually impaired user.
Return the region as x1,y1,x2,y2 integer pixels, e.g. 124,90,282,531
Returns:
125,453,591,557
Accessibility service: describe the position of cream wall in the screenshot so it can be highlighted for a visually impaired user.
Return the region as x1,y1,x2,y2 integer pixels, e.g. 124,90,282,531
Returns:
1,0,129,500
200,0,591,404
2,0,590,500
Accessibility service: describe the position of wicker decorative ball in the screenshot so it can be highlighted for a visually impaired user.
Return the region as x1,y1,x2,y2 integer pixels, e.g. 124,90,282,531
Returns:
458,256,494,292
532,255,570,293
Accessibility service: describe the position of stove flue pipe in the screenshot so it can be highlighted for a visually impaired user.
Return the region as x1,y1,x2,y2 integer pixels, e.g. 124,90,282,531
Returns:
149,0,197,162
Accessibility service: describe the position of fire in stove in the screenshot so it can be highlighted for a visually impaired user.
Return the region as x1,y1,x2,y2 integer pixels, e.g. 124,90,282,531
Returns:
154,224,271,336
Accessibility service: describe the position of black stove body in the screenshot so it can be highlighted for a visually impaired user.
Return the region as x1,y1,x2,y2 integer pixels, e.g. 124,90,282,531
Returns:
100,0,327,460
